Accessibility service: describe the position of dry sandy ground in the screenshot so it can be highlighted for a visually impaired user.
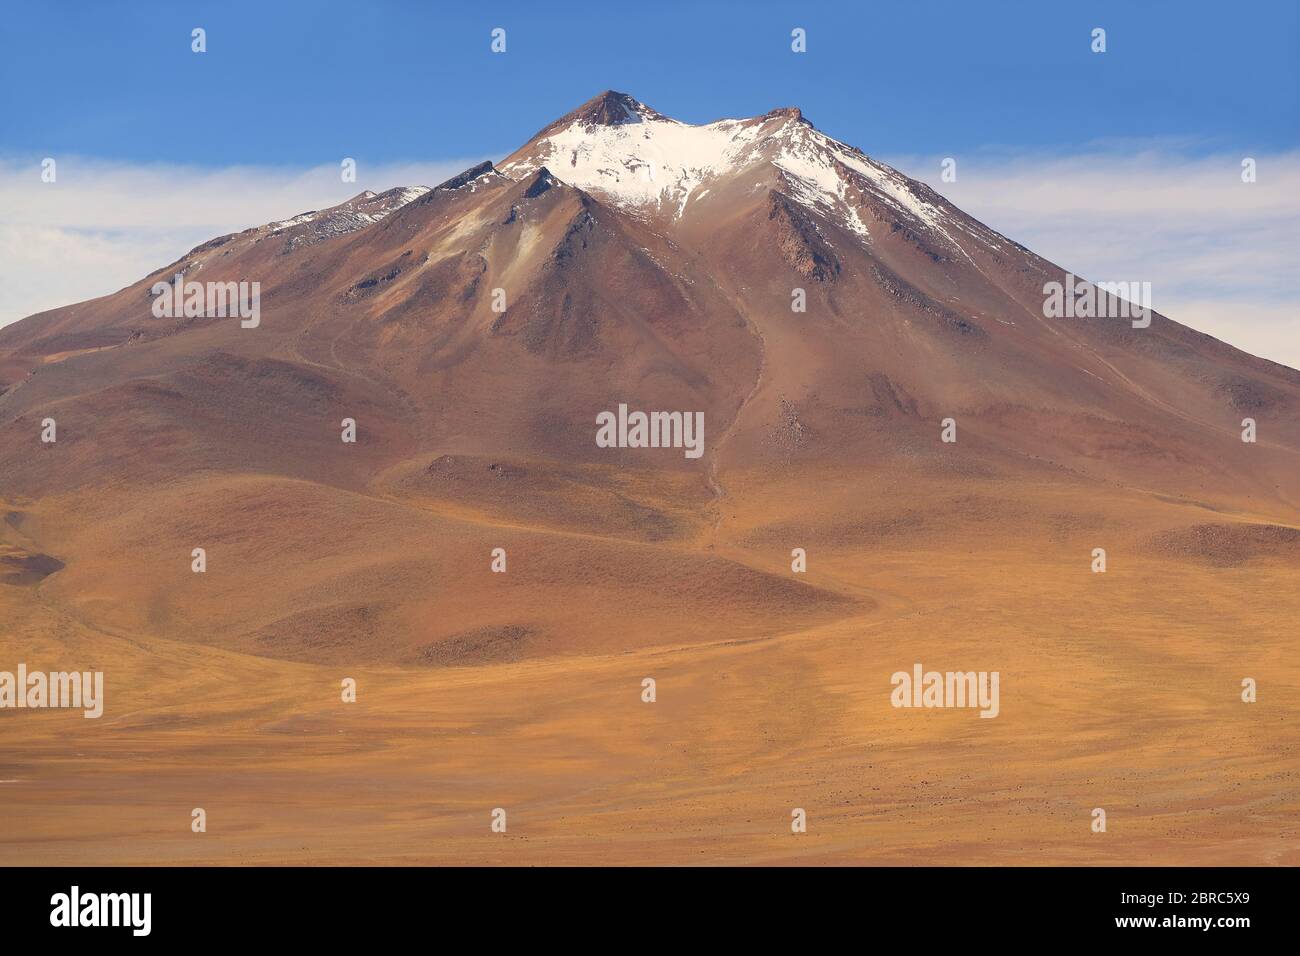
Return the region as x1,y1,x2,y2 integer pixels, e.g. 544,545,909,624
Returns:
1,470,1296,866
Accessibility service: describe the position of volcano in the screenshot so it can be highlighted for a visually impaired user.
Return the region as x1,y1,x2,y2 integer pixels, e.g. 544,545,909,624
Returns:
1,91,1297,866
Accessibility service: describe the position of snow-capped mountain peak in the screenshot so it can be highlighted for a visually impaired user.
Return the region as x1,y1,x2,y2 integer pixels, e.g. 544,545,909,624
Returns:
498,91,970,251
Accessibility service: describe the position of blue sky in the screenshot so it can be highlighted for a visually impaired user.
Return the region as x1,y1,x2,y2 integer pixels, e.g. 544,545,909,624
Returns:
2,1,1297,366
4,0,1296,165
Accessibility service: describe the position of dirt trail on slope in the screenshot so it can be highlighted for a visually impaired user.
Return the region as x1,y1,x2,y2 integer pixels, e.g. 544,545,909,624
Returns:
702,280,770,549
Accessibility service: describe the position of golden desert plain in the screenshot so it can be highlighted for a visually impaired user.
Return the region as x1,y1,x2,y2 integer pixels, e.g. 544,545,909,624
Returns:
2,463,1297,865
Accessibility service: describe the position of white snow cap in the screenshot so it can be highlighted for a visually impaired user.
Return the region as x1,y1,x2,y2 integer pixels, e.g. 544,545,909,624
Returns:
499,90,970,247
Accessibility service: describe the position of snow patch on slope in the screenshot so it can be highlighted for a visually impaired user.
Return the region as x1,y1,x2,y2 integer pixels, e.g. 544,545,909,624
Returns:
264,185,433,250
269,186,431,235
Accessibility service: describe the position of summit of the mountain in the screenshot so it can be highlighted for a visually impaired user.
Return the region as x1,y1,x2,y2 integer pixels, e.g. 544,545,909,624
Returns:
536,90,666,134
761,106,809,125
496,92,981,256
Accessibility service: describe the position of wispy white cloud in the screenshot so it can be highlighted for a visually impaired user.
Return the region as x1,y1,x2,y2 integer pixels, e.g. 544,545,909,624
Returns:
0,156,488,327
889,148,1300,370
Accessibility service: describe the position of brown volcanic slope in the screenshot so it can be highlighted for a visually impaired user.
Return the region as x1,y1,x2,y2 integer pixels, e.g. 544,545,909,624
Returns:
1,91,1297,865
